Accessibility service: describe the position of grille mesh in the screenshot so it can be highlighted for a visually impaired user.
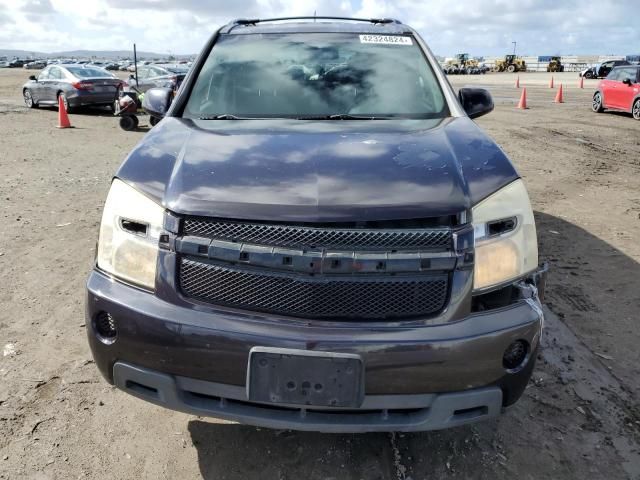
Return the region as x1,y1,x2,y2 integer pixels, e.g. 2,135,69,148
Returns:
183,218,451,251
179,258,448,320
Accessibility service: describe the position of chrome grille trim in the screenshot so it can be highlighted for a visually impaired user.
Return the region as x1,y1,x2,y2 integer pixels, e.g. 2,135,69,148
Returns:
183,218,452,251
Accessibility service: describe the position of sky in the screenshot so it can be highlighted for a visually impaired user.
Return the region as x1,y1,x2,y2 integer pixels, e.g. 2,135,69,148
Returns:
0,0,638,56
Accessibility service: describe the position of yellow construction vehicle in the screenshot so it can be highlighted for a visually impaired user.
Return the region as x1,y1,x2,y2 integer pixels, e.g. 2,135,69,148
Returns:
493,54,526,73
444,53,480,74
547,56,564,72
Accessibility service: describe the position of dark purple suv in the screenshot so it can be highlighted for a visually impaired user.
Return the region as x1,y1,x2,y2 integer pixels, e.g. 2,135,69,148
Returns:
86,17,546,432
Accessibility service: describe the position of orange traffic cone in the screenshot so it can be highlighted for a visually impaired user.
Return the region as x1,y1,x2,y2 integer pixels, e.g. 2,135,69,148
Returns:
554,84,564,103
515,76,520,88
517,88,528,109
549,76,555,88
57,95,72,129
579,76,584,89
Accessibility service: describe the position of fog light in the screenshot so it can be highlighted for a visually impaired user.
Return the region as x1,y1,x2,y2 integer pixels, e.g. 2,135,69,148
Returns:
95,312,117,342
503,340,528,371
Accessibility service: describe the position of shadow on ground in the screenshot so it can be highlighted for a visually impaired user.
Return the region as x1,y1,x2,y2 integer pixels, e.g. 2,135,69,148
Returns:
37,104,116,117
188,422,400,479
37,104,153,131
186,212,640,480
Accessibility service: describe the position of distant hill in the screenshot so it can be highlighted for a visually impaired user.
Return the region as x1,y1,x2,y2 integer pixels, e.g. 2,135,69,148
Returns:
0,48,195,60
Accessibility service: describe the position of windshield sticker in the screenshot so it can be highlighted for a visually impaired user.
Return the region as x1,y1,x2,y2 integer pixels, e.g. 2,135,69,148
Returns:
359,35,413,46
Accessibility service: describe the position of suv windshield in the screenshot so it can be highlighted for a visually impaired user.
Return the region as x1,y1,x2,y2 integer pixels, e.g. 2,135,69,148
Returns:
184,33,448,119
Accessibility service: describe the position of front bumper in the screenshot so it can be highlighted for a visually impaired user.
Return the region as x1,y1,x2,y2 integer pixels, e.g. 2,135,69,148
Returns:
86,270,544,432
112,361,507,432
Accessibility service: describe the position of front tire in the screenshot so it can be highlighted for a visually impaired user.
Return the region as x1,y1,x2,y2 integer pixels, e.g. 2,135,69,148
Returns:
592,92,604,113
23,89,37,108
507,65,516,73
119,115,138,131
633,99,640,121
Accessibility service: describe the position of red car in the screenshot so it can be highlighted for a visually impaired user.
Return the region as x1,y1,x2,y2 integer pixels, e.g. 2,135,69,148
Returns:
592,65,640,120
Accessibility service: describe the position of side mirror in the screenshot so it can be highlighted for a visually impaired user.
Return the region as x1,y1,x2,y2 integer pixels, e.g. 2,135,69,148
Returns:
142,87,172,118
623,78,633,86
29,75,37,81
458,88,494,119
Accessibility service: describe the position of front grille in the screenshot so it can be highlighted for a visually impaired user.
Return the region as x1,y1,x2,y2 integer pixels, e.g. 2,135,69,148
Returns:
179,258,449,320
183,218,451,251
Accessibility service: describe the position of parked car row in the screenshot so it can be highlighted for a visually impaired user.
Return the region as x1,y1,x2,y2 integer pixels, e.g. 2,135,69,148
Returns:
24,60,47,69
42,59,121,70
0,59,46,69
125,60,193,72
2,57,194,72
5,59,28,68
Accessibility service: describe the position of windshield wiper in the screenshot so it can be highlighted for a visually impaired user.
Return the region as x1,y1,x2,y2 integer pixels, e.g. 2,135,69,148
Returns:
199,114,395,120
199,114,252,120
298,114,394,120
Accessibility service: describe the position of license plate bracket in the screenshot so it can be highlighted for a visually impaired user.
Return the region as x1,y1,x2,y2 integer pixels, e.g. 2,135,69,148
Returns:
247,347,364,408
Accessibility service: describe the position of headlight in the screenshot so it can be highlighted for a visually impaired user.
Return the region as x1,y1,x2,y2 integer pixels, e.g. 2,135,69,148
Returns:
472,179,538,291
97,179,165,289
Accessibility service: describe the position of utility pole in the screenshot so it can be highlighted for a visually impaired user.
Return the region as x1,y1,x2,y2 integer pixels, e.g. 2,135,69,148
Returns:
133,43,139,87
512,41,517,56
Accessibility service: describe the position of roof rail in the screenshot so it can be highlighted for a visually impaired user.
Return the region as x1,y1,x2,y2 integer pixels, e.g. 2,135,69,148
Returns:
230,16,402,27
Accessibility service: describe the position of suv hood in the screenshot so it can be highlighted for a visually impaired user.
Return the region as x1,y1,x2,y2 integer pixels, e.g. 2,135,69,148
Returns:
117,117,518,223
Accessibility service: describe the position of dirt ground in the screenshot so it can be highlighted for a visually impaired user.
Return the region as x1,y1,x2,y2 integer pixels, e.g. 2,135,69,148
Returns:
1,69,639,479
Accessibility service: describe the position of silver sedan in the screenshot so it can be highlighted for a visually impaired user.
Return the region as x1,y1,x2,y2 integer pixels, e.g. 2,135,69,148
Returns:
22,64,123,111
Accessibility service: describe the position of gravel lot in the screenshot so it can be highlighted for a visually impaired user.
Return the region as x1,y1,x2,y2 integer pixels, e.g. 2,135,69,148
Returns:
1,69,639,479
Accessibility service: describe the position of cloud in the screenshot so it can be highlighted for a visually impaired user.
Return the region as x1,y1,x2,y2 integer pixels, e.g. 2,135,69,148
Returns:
0,0,637,55
20,0,56,22
105,0,257,16
0,5,10,26
21,0,55,13
352,0,639,56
